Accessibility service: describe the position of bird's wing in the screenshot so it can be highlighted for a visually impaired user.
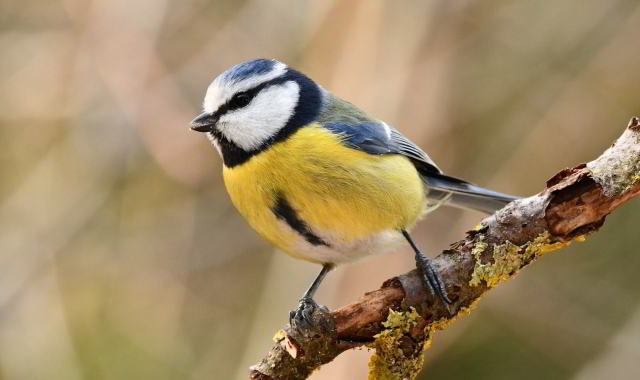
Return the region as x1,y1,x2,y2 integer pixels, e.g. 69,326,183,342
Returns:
316,94,519,213
322,121,443,176
321,120,520,214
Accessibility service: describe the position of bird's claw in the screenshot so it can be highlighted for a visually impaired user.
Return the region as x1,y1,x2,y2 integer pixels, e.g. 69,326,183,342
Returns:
416,255,455,315
289,297,330,337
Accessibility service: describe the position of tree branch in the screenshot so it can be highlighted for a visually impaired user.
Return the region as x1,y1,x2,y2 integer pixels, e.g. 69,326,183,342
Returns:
249,117,640,380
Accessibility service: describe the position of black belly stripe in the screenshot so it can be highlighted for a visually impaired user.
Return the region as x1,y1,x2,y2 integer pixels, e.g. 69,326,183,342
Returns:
272,193,330,247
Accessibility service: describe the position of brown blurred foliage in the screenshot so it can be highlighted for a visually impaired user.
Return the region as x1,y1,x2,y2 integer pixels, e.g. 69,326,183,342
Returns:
0,0,639,379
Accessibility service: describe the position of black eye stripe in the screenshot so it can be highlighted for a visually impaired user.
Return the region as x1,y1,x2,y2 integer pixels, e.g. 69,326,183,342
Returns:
212,76,292,120
229,92,251,109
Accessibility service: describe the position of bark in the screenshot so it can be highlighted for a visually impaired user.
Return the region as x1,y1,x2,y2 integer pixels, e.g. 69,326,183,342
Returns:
249,117,640,380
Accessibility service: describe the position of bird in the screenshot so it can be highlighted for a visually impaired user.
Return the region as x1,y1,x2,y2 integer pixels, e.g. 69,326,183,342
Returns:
190,58,519,330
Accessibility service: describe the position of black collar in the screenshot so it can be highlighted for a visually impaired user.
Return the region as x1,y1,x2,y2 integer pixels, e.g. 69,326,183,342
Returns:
213,69,322,168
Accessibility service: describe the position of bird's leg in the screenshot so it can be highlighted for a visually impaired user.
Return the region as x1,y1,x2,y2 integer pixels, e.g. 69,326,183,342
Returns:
401,229,453,313
289,263,334,335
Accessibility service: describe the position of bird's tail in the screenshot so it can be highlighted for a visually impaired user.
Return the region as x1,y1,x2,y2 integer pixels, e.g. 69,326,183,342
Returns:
422,173,520,215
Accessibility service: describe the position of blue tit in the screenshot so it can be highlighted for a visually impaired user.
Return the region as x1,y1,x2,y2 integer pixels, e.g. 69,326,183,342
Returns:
190,58,519,326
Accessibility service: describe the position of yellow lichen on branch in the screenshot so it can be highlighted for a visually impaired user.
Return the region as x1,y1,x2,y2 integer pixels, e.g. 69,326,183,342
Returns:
367,308,429,380
366,301,482,380
470,232,579,288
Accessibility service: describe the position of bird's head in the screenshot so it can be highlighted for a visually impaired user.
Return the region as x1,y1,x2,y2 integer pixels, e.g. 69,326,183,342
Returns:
191,59,323,167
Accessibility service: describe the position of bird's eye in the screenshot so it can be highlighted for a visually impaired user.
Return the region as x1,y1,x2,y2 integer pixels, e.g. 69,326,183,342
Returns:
230,92,252,109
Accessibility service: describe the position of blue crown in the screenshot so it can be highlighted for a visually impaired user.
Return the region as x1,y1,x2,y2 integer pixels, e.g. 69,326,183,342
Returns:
222,58,279,83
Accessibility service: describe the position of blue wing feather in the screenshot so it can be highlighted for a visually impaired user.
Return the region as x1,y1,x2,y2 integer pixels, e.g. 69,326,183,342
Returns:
323,122,391,155
322,121,441,174
320,120,520,214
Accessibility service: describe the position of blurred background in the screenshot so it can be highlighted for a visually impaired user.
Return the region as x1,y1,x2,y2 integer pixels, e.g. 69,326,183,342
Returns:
1,0,639,379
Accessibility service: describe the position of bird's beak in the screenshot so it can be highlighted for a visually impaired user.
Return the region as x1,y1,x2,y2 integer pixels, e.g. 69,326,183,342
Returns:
190,112,217,132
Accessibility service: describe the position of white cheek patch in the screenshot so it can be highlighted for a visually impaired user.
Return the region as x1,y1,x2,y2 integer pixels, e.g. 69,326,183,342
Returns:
217,81,300,151
203,61,288,114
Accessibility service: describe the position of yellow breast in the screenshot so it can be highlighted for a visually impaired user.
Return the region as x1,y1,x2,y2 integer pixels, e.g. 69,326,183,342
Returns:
222,123,426,262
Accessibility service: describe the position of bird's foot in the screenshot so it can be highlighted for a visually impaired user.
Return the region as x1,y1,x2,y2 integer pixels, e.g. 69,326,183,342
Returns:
288,297,332,338
415,254,454,315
